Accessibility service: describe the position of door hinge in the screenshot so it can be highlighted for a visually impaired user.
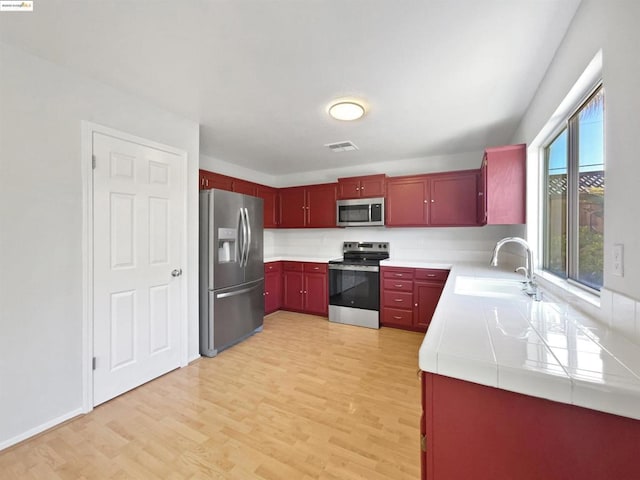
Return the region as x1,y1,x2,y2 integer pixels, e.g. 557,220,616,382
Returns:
92,155,96,169
420,434,427,452
92,357,97,370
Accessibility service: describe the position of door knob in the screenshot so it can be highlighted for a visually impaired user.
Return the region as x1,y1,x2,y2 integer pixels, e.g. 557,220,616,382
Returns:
171,268,183,277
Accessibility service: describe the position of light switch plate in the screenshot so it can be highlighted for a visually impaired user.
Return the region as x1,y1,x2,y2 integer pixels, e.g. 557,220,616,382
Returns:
613,244,624,276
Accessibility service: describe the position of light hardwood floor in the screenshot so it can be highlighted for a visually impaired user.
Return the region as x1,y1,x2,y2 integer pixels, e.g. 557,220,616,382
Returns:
0,312,424,479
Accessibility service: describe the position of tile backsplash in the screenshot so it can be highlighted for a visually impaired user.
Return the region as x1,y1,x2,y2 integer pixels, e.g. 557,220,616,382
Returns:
264,224,524,263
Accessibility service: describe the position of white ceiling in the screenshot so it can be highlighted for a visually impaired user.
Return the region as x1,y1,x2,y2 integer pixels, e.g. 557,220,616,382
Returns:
0,0,581,175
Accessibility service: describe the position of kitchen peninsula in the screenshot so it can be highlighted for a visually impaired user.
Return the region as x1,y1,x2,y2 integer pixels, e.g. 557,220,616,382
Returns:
392,260,640,480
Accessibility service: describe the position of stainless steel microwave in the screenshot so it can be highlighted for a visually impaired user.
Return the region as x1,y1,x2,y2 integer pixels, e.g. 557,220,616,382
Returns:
336,197,385,227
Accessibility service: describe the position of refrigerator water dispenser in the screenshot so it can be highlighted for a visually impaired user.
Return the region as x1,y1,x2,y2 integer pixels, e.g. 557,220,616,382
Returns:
217,228,237,263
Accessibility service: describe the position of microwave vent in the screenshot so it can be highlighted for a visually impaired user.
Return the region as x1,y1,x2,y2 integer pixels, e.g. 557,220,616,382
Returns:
325,140,359,152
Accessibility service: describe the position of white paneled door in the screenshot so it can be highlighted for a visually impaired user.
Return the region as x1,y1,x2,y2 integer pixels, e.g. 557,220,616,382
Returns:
92,132,184,406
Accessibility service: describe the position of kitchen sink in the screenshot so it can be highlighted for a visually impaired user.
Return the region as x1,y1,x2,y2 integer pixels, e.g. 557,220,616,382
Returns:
453,275,527,298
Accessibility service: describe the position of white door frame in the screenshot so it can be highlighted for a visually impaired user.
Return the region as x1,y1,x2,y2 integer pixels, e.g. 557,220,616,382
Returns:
81,121,189,413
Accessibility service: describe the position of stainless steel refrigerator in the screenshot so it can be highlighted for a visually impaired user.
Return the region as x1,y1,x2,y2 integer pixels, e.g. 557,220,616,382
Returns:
199,189,264,357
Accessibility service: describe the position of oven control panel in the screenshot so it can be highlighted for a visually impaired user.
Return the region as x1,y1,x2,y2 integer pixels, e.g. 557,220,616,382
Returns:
343,242,389,254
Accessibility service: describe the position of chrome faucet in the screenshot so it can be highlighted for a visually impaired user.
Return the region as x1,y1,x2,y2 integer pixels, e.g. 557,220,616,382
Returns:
490,237,541,301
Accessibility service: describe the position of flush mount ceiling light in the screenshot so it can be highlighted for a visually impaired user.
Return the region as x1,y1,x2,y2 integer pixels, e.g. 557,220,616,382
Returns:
328,101,365,121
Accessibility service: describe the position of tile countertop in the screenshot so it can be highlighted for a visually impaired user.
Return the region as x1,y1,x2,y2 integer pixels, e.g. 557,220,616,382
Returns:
382,260,640,421
264,256,339,263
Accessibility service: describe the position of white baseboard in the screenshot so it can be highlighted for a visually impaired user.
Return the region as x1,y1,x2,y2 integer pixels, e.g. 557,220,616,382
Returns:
0,407,85,451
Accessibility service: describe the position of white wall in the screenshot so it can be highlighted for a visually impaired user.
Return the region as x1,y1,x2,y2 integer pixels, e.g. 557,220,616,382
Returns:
511,1,640,302
0,42,200,448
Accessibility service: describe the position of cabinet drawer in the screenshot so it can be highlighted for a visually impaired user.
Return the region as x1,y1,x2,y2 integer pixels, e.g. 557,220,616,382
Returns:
382,268,414,280
282,261,303,272
382,307,413,327
264,262,282,274
383,290,413,309
383,279,413,291
303,262,327,274
414,269,448,282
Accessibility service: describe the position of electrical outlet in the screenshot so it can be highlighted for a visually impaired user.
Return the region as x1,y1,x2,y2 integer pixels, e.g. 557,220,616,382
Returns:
613,244,624,276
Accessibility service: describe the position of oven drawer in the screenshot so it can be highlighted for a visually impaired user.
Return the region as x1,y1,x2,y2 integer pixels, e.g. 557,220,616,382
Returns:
383,290,413,309
382,307,413,327
414,268,448,282
383,279,413,291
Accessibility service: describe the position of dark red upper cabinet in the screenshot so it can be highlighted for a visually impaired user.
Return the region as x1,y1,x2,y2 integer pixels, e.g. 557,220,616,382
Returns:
278,187,307,228
256,185,279,228
386,175,429,226
232,179,258,197
306,183,337,228
337,174,386,199
429,170,479,226
387,171,478,227
480,144,526,225
278,183,337,228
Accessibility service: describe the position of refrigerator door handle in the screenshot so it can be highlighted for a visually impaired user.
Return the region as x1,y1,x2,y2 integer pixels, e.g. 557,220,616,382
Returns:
244,207,251,265
237,209,246,267
240,208,248,267
216,282,262,299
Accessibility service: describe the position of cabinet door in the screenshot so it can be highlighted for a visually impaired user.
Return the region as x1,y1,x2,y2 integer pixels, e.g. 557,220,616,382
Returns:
478,157,488,225
278,187,307,228
233,179,257,197
306,183,337,228
257,186,279,228
264,271,281,314
359,175,386,198
386,177,429,226
413,281,444,331
304,272,328,316
429,171,479,226
208,172,234,191
484,144,526,224
282,270,304,311
337,178,362,199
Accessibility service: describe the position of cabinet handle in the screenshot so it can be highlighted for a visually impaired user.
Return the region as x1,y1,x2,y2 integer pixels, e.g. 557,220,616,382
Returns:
205,179,209,187
423,200,428,204
394,284,403,288
431,199,435,203
393,316,402,320
356,186,360,191
313,267,319,270
394,298,403,302
299,290,303,294
303,291,307,294
478,192,484,196
427,274,436,277
393,273,403,277
415,303,418,307
361,185,364,190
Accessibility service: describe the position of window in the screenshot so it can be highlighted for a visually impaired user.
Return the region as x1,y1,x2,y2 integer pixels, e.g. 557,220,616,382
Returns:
543,86,604,291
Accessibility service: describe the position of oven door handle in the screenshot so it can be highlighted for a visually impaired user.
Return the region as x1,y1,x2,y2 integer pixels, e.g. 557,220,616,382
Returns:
329,264,379,272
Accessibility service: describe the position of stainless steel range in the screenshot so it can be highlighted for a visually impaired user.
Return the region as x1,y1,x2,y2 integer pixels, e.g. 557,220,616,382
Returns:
328,242,389,329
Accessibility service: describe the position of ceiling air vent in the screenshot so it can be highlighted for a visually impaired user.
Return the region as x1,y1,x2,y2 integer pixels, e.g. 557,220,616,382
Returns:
325,140,359,153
